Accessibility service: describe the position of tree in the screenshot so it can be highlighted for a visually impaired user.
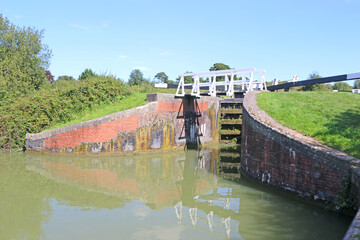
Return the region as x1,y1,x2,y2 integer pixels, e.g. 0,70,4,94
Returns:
78,68,96,80
45,70,54,83
154,72,169,83
57,75,75,81
209,63,231,71
0,14,52,95
301,72,332,91
128,69,147,86
176,71,193,84
209,63,231,81
333,82,352,91
354,79,360,89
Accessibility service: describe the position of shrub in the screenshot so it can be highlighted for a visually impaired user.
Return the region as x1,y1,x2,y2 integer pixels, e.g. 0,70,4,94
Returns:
0,76,130,149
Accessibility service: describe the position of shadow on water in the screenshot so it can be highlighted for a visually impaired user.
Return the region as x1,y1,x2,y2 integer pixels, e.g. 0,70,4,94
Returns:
314,109,360,158
177,95,203,150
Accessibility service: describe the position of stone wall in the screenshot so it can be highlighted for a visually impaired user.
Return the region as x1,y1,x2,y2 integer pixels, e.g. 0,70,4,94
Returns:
26,93,219,152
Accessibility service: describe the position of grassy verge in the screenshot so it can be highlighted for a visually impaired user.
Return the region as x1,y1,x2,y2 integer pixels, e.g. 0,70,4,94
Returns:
257,92,360,158
44,92,147,131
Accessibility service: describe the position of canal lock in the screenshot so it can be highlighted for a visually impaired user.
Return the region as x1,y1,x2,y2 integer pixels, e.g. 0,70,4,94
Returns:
217,98,243,181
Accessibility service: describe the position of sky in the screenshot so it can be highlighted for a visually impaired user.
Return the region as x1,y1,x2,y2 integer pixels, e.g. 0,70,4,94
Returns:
1,0,360,85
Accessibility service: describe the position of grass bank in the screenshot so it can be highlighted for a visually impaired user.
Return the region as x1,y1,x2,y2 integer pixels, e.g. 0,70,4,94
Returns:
45,87,176,131
257,92,360,159
44,91,148,131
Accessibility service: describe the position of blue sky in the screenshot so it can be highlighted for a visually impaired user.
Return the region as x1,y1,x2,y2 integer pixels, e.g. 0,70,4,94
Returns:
2,0,360,84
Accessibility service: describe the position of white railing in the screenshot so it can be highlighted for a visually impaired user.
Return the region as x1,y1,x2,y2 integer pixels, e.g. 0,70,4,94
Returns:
176,68,266,97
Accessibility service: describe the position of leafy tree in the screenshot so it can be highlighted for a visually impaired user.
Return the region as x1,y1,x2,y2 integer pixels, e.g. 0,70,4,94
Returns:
57,75,75,81
309,71,320,80
209,63,231,71
333,82,352,91
176,71,193,84
0,14,52,96
45,70,54,83
301,72,331,91
154,72,169,83
54,75,76,89
78,68,96,80
209,63,231,81
128,69,148,86
354,79,360,89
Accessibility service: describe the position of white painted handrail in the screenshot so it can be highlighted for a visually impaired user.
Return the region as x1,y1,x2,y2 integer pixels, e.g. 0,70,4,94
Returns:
176,68,266,97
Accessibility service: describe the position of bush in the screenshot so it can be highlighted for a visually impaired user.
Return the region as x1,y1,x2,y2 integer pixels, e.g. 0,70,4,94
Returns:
0,76,130,149
333,82,352,91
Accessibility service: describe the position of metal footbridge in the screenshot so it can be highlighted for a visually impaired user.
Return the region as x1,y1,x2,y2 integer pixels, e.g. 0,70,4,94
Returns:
175,67,266,97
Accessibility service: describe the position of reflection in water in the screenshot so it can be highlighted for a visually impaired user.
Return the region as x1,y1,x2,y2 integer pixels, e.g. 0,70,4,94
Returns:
0,147,353,240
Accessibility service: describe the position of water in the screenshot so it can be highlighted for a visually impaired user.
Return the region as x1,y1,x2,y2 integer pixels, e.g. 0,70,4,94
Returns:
0,147,352,240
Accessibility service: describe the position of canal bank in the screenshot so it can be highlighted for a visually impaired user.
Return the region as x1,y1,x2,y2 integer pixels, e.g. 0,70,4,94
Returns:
240,91,360,239
26,93,219,152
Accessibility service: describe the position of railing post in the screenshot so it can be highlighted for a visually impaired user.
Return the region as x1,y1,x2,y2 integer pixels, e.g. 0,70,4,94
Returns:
176,76,185,96
210,75,217,97
262,72,267,91
241,74,245,91
227,72,234,96
191,76,200,97
248,71,254,92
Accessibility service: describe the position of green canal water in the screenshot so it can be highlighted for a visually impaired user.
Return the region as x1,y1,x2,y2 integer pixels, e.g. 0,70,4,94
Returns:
0,146,353,240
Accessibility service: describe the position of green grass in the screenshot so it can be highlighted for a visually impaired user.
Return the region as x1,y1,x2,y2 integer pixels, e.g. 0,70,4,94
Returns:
257,92,360,159
44,92,147,131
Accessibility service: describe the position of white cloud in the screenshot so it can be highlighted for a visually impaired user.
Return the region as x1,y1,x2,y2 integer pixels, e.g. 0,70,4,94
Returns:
132,66,150,71
102,21,108,28
118,55,129,59
159,51,169,56
69,23,89,31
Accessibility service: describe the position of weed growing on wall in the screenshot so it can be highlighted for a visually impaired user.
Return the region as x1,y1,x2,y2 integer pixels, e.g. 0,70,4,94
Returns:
335,177,357,211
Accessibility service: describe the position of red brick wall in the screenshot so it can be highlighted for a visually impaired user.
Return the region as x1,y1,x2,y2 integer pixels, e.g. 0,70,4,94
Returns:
242,117,345,199
241,92,351,201
45,115,139,149
26,94,219,152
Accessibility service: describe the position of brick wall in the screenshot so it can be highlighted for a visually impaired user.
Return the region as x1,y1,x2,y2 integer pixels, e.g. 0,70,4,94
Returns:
241,91,360,239
26,93,219,153
241,91,354,202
